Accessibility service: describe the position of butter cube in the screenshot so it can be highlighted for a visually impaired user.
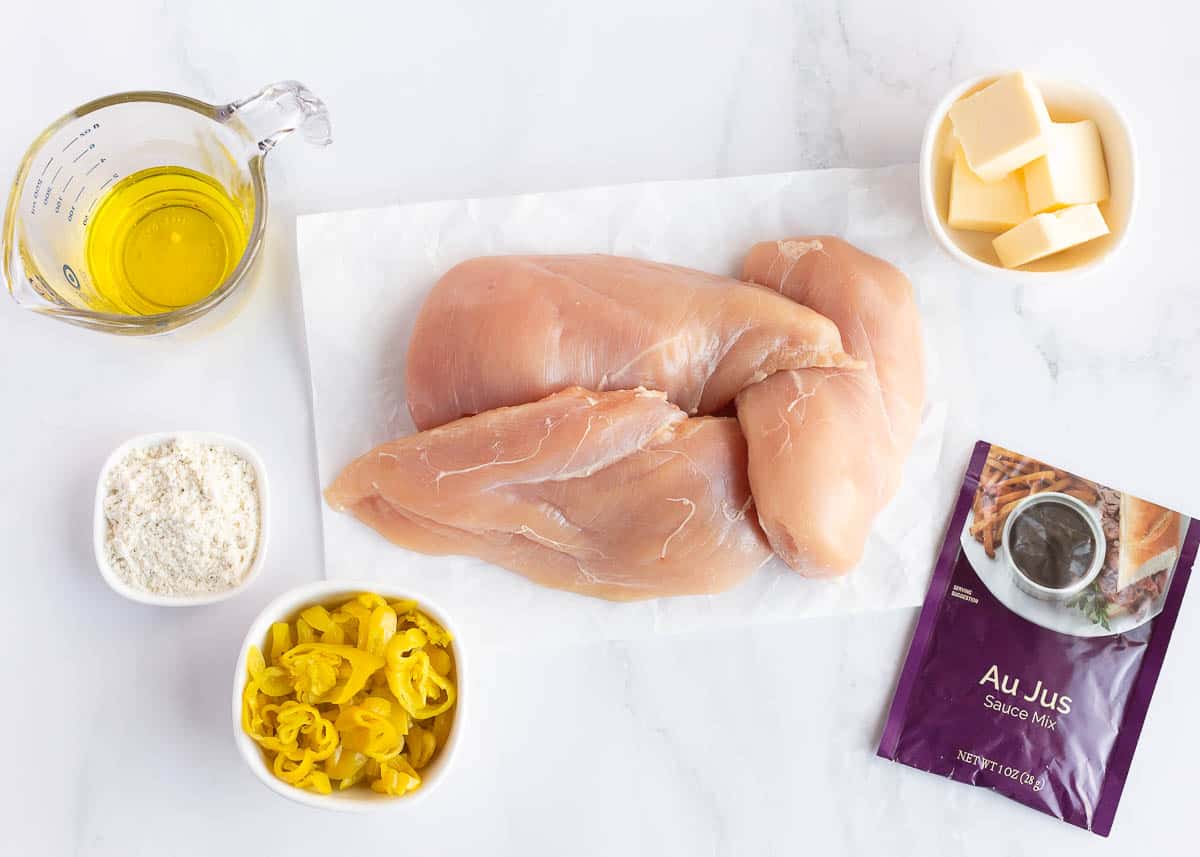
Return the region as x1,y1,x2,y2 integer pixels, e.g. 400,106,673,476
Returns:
992,203,1110,268
941,128,959,160
948,146,1029,232
948,72,1052,182
1023,120,1109,213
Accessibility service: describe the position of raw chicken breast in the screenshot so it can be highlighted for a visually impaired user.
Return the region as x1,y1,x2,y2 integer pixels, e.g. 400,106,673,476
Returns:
325,387,770,600
406,255,859,429
735,237,925,576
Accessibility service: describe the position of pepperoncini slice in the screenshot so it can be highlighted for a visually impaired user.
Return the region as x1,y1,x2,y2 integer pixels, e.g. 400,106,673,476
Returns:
247,699,338,771
337,601,373,649
242,591,456,799
428,645,452,676
296,617,317,644
377,688,413,736
372,756,422,796
338,602,370,624
303,769,333,795
242,683,271,740
258,666,294,697
432,710,454,748
268,623,293,665
281,644,384,704
393,605,453,648
247,645,267,679
351,592,389,610
406,725,437,769
335,697,405,761
328,612,356,645
273,749,315,783
365,605,397,657
274,701,338,759
321,622,346,645
300,604,333,632
324,745,369,782
384,633,456,719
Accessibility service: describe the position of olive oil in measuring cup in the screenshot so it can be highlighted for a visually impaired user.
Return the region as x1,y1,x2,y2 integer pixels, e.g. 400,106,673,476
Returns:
6,82,330,333
84,166,249,315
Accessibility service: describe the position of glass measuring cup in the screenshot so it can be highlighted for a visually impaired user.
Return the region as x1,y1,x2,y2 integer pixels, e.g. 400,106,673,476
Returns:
3,80,330,334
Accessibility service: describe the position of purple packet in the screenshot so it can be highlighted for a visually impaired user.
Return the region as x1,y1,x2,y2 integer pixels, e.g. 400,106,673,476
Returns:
878,441,1199,836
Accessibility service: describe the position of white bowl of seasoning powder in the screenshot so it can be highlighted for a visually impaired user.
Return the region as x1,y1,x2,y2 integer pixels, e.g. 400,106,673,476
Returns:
94,432,269,606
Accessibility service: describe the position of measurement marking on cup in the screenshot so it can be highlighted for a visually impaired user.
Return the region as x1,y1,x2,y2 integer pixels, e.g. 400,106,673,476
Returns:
72,144,94,164
98,174,117,192
85,159,105,176
74,186,86,203
62,176,74,193
62,137,80,153
40,157,53,177
51,165,63,184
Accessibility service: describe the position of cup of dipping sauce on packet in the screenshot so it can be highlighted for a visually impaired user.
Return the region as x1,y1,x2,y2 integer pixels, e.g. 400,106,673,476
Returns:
878,441,1198,836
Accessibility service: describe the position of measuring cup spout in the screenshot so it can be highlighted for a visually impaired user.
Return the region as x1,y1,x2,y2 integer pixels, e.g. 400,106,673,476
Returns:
220,81,332,153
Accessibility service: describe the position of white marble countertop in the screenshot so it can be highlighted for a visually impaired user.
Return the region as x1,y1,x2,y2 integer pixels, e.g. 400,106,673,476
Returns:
3,1,1196,853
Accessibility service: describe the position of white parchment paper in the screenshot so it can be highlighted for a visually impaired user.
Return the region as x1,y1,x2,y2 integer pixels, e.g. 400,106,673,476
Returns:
297,165,961,649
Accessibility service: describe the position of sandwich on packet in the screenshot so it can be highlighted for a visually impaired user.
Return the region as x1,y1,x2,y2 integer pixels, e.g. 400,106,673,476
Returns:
878,441,1198,835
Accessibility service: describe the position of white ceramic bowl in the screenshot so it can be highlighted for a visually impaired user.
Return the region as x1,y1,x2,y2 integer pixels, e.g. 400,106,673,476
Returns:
232,580,466,812
93,431,270,606
920,72,1137,281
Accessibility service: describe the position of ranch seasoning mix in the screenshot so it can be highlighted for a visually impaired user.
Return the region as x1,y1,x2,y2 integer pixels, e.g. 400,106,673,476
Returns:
878,441,1198,836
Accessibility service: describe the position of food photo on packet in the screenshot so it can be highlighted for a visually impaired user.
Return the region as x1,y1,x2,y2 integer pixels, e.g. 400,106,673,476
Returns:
3,2,1197,854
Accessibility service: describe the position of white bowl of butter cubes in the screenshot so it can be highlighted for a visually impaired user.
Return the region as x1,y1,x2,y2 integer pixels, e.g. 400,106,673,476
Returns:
921,71,1136,280
94,432,269,606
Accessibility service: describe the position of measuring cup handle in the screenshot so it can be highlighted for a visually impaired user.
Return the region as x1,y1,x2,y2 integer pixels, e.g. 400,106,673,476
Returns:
220,81,332,152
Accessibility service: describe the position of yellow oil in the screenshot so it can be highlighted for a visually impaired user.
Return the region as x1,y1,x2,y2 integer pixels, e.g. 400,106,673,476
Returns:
85,166,250,315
